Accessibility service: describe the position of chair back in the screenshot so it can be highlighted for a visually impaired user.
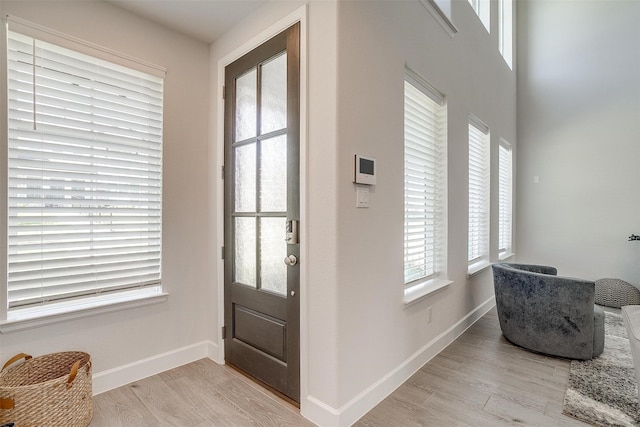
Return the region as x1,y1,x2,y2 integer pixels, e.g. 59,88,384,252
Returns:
492,263,596,359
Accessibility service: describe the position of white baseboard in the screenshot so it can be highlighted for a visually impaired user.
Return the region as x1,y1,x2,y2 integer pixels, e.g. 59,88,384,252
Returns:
302,297,496,427
92,340,218,395
302,395,342,427
93,298,495,426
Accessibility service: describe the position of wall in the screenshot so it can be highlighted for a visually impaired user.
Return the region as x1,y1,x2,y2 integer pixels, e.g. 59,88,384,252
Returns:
517,0,640,283
0,0,516,425
333,0,515,421
208,0,343,420
211,1,516,425
0,0,213,391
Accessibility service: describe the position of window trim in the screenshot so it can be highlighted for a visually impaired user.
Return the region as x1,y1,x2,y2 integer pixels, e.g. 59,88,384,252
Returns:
467,115,490,276
418,0,459,37
403,278,453,307
5,16,165,77
0,289,169,333
498,139,514,260
403,67,449,303
1,18,10,321
468,0,490,32
2,16,167,324
498,0,514,69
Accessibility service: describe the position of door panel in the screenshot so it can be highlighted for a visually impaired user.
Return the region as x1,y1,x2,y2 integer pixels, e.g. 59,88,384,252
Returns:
234,305,287,361
224,23,300,401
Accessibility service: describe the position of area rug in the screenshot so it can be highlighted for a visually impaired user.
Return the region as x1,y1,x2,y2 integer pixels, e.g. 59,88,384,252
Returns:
562,311,640,426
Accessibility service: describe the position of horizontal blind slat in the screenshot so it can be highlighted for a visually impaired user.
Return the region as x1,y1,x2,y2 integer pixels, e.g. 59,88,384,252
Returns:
8,127,163,157
9,245,161,264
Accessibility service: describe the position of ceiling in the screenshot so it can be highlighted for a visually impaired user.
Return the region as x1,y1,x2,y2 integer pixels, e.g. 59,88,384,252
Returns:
105,0,268,43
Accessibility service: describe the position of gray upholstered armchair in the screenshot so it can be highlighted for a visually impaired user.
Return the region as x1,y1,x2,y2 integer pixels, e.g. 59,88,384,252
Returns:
492,263,605,360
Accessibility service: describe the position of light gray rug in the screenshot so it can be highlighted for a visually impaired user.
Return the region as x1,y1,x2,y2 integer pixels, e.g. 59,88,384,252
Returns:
563,311,640,426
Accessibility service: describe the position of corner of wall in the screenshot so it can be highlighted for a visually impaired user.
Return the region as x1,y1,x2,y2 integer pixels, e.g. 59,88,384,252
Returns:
302,297,495,427
92,340,218,395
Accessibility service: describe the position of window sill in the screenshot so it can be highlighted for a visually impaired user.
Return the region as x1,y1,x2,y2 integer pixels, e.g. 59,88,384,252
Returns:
0,288,169,334
403,278,453,307
498,251,515,261
467,260,491,278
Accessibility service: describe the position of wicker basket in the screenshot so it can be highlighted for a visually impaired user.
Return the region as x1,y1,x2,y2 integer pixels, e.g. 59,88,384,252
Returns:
0,352,93,426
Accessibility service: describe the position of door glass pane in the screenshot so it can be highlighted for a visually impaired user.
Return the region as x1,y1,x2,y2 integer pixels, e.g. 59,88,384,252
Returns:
235,143,256,212
260,217,287,296
236,68,257,141
260,135,287,212
260,52,287,134
234,217,256,287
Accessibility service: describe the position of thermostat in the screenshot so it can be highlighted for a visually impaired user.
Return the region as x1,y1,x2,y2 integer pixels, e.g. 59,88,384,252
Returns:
354,155,376,185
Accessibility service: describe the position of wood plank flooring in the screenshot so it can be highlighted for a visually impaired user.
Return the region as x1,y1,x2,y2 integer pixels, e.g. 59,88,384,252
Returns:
89,357,313,427
90,308,591,426
355,308,590,427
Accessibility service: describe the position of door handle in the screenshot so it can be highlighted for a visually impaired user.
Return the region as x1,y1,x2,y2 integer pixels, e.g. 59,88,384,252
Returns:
284,255,298,266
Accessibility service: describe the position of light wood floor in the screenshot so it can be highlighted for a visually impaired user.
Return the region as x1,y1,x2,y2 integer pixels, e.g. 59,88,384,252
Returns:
90,308,591,426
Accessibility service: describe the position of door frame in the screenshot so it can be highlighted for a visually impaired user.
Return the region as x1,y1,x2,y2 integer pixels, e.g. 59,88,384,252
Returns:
214,4,308,403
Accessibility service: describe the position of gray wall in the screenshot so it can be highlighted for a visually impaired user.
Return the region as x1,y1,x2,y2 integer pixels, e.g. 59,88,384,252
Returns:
517,0,640,283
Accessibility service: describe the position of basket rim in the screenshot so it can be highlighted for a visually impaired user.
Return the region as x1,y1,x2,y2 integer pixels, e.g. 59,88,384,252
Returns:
0,351,91,390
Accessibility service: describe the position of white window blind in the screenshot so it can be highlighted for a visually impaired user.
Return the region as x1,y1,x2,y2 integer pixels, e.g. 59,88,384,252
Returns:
6,28,164,309
468,117,490,269
498,141,513,257
404,71,446,285
468,0,490,32
499,0,513,69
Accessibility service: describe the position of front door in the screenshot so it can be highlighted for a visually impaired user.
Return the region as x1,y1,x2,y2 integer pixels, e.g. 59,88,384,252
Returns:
223,23,300,401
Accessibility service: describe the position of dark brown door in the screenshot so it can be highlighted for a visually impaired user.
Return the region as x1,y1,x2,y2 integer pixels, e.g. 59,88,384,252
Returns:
223,23,300,401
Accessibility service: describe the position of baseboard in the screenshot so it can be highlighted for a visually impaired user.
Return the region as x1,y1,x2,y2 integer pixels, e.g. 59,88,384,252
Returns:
302,297,496,427
92,340,218,395
93,298,495,425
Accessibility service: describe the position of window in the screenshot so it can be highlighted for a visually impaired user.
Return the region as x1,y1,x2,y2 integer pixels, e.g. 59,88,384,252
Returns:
498,140,513,259
468,116,490,274
468,0,490,32
403,69,449,302
499,0,513,68
4,18,165,322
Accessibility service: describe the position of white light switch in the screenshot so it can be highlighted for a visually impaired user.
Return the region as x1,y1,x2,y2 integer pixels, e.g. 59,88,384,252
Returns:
533,175,540,184
357,187,369,208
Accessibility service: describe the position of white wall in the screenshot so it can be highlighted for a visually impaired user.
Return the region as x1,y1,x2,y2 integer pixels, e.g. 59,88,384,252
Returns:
517,0,640,283
208,0,343,419
333,0,515,420
0,0,516,425
0,0,213,388
211,1,516,425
